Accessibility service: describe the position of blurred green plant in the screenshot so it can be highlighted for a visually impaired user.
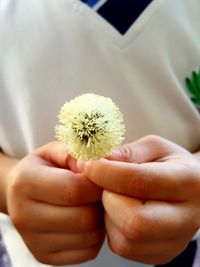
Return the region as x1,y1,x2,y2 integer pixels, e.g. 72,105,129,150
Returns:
185,66,200,106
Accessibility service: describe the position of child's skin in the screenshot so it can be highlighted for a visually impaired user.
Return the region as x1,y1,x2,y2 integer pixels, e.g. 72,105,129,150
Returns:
0,142,105,265
80,135,200,264
0,135,200,265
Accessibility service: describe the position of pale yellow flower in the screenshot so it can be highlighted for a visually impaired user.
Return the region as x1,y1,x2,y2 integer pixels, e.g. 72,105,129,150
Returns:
55,93,125,160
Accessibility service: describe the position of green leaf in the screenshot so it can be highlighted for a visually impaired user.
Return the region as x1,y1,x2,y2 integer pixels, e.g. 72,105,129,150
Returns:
185,77,198,98
191,97,200,106
197,67,200,91
185,67,200,107
198,66,200,76
191,71,200,93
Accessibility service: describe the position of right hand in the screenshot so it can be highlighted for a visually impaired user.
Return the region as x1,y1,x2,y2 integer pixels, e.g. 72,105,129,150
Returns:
6,142,104,265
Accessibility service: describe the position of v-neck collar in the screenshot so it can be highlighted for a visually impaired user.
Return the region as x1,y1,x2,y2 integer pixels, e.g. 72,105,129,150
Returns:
80,0,154,34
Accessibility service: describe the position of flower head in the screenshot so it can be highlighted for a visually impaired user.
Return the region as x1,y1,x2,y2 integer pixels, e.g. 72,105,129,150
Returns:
55,93,125,160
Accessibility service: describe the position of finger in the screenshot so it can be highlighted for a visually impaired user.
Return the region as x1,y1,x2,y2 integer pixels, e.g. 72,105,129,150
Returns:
24,228,105,253
84,159,192,201
105,215,188,265
40,244,103,265
108,135,189,163
103,191,198,242
34,141,81,172
34,141,72,168
21,159,102,205
15,201,103,233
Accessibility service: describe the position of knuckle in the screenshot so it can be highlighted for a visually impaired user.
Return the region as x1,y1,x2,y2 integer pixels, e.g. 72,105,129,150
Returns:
141,135,169,153
11,210,32,231
8,159,33,196
121,213,147,242
118,145,134,162
36,247,100,265
9,169,26,194
109,235,130,258
143,135,163,144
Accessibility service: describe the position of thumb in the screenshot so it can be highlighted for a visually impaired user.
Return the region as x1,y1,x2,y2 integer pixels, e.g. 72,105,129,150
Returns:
34,141,78,171
108,135,186,164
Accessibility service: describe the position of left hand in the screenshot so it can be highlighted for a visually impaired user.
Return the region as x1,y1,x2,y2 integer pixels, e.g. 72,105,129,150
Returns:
79,135,200,265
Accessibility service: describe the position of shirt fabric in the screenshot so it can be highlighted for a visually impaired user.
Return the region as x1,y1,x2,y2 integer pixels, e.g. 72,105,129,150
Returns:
0,232,11,267
193,239,200,267
0,0,200,266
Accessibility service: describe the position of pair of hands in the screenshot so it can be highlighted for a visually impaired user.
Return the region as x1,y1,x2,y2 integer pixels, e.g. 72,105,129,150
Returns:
6,135,200,265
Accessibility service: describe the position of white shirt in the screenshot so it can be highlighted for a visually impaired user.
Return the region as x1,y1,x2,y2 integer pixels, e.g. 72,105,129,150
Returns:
0,0,200,266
